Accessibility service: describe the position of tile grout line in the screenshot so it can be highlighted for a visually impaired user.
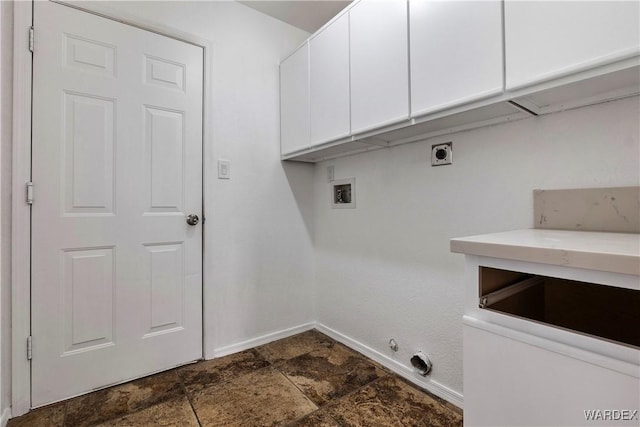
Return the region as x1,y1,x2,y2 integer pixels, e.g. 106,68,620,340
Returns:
323,374,393,409
62,401,69,427
264,339,333,425
57,369,189,427
270,333,394,425
282,374,395,427
176,369,204,427
172,349,285,426
392,374,463,415
277,363,393,426
272,369,320,425
180,349,275,393
83,370,191,427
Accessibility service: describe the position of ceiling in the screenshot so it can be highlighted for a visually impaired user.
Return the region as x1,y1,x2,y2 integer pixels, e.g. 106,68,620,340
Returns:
239,1,352,33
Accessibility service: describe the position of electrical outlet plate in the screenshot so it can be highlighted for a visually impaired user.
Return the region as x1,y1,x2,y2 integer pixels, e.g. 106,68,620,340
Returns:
431,142,452,166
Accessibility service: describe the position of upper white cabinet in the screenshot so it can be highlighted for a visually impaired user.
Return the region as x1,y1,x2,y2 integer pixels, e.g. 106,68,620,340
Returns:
505,0,640,90
280,43,309,155
281,0,640,162
410,0,503,117
350,0,409,134
309,13,351,145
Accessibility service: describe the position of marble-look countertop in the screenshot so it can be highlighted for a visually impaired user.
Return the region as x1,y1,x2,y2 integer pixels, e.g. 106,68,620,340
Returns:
450,229,640,276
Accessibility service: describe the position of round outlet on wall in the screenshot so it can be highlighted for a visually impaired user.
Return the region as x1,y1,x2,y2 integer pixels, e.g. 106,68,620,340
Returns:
431,142,452,166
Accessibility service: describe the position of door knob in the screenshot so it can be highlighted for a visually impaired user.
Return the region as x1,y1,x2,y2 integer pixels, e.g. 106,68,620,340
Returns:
186,214,199,226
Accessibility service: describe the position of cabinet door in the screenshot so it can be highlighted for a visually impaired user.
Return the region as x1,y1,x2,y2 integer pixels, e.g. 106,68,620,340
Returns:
350,0,409,134
410,0,503,117
280,43,310,155
505,1,640,90
464,324,640,426
310,13,350,145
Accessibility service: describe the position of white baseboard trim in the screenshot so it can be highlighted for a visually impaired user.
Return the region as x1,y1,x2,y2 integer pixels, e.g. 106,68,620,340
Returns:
1,407,11,427
211,322,316,359
315,323,464,409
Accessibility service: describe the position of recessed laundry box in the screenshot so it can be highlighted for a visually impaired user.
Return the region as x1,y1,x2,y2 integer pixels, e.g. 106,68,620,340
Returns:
479,267,640,349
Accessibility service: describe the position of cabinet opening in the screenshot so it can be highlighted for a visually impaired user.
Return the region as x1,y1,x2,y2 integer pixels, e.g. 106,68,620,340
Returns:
479,267,640,348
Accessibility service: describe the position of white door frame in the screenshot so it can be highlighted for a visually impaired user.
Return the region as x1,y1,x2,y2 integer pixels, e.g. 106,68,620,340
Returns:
11,1,213,416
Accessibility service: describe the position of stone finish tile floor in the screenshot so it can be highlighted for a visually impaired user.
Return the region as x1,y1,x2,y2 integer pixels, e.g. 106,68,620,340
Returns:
8,330,462,426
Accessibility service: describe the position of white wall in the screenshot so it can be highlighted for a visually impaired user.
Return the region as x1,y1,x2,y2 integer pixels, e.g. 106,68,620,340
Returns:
313,96,640,401
1,0,14,423
80,1,315,356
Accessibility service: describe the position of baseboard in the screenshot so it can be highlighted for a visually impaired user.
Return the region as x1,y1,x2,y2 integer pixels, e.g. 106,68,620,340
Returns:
315,323,464,409
1,407,11,427
211,322,316,358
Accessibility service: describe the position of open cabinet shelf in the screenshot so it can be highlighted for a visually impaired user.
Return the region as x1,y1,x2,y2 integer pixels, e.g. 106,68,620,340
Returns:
479,267,640,349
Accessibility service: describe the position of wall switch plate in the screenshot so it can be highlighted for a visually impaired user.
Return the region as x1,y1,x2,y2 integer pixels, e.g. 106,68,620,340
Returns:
327,165,335,182
218,159,230,179
431,142,452,166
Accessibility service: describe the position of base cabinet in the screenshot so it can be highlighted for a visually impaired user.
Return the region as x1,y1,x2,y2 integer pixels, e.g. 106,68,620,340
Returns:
456,246,640,427
464,323,639,427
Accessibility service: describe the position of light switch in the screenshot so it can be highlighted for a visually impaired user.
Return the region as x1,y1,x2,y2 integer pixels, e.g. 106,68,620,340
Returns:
327,165,335,182
218,159,230,179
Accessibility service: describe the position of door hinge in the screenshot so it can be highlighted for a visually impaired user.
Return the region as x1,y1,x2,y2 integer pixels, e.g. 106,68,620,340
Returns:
28,26,34,53
27,336,33,360
26,181,33,205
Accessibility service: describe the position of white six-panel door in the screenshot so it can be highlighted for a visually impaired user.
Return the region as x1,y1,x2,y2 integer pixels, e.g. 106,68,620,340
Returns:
31,1,203,406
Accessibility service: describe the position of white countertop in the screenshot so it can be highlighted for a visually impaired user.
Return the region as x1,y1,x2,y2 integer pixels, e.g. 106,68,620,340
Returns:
450,229,640,276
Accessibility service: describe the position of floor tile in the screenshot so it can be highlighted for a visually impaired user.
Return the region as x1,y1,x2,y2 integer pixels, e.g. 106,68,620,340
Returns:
325,375,463,427
64,370,184,427
287,410,341,427
6,402,65,427
94,396,198,427
8,331,463,426
278,342,385,406
191,367,317,426
256,330,335,363
178,348,270,394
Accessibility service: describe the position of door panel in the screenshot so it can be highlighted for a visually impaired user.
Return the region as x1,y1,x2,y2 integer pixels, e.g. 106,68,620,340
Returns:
145,107,184,211
64,34,116,76
63,92,115,214
32,1,203,406
146,243,184,335
63,248,115,353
